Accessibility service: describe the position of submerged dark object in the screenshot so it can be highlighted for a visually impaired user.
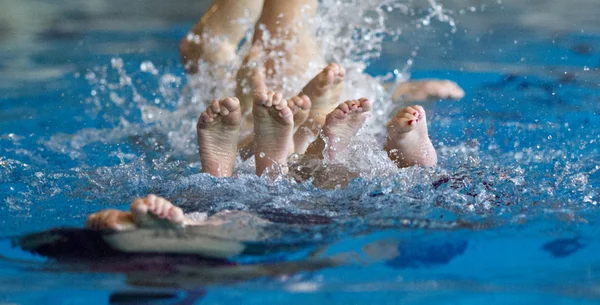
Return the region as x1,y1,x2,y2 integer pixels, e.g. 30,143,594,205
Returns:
386,239,468,269
541,237,585,258
13,227,319,262
9,227,339,290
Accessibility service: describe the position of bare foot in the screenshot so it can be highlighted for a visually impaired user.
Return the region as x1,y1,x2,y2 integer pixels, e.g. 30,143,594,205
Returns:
384,105,437,167
86,209,136,231
180,0,264,74
294,63,346,154
130,195,193,228
253,91,294,176
197,97,242,177
392,79,464,103
236,67,313,159
305,98,372,160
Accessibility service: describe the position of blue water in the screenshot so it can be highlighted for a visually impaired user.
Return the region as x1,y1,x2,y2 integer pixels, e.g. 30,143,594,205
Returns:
1,0,600,304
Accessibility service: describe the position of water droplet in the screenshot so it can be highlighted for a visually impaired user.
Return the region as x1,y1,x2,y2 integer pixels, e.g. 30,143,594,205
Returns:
259,152,266,158
111,58,123,69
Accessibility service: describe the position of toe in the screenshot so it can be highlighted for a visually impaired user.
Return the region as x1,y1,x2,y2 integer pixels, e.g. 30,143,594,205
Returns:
131,198,148,214
338,101,350,113
291,96,303,107
279,106,293,118
169,206,185,223
359,98,372,111
287,98,298,112
220,106,230,116
198,112,213,125
300,95,311,110
405,106,418,116
146,194,158,210
254,91,268,106
272,92,283,107
328,108,346,120
264,91,275,107
106,211,121,230
413,105,425,118
99,211,113,229
319,67,335,87
222,97,240,112
210,100,221,114
155,197,169,218
86,214,97,229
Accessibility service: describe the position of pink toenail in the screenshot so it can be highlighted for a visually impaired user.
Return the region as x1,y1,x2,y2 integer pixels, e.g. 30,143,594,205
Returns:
408,120,414,125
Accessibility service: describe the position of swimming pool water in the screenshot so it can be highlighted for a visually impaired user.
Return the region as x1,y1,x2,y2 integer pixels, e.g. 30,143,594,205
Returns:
1,0,599,304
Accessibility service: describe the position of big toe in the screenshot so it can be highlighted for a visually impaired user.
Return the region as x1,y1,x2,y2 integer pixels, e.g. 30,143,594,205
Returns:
221,97,241,114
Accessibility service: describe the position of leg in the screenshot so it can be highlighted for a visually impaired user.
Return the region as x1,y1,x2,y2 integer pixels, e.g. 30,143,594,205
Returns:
235,0,325,136
250,0,323,87
305,98,372,160
197,97,242,177
384,105,437,167
392,80,464,103
180,0,265,73
253,91,294,176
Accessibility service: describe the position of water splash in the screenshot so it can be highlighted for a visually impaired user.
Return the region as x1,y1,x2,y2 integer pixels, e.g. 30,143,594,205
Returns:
0,0,598,240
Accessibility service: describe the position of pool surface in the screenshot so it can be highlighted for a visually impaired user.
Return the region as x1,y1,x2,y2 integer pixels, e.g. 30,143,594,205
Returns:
1,0,599,304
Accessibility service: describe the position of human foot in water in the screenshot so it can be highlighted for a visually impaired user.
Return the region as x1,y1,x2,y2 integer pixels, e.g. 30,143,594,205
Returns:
85,195,226,231
129,194,194,228
384,105,437,167
180,0,264,74
253,90,294,176
294,63,346,154
305,98,372,160
197,97,242,177
236,71,312,158
392,80,464,103
85,195,189,231
85,209,136,231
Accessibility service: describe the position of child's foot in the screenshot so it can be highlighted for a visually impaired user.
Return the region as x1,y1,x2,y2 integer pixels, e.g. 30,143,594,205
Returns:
253,91,294,176
392,80,464,102
384,105,437,167
130,195,193,228
294,63,346,153
86,210,136,231
306,98,372,160
197,97,242,177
